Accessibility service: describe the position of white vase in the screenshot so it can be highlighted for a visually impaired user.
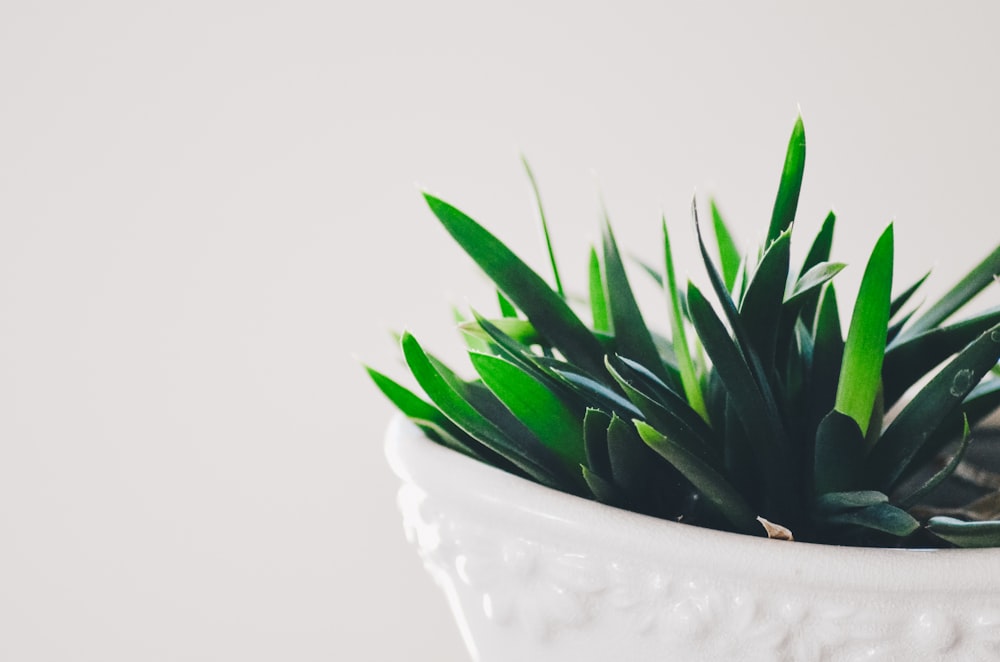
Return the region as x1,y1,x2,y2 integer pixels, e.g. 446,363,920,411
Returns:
386,414,1000,662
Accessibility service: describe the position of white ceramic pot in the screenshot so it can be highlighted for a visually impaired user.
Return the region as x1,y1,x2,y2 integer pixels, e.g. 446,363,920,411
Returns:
386,415,1000,662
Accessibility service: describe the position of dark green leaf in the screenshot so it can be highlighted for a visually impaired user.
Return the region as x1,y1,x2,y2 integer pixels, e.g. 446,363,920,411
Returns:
898,415,972,509
801,211,837,276
635,421,762,535
612,355,717,449
423,194,606,378
926,516,1000,548
740,227,791,369
766,115,806,245
900,380,1000,483
796,211,837,331
824,501,920,537
583,408,613,477
815,490,888,514
607,414,664,507
687,283,788,483
835,224,894,435
693,199,784,431
869,320,1000,491
898,244,1000,341
883,305,1000,407
809,284,844,421
582,465,624,505
813,411,865,495
889,270,931,322
605,356,720,468
602,218,673,385
548,364,643,419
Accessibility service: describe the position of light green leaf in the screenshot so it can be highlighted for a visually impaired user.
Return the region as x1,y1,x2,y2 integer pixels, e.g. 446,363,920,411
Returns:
400,331,568,489
663,216,707,419
835,224,894,435
588,246,610,333
709,198,742,292
497,289,517,318
460,317,542,346
469,351,586,469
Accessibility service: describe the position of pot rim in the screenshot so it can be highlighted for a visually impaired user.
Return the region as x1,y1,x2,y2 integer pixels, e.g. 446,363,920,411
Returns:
386,414,1000,593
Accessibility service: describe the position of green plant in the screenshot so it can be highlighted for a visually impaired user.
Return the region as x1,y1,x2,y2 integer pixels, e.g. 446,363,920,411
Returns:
368,118,1000,547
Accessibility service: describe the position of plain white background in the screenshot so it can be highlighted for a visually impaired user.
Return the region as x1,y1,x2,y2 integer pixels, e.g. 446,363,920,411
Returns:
2,2,999,660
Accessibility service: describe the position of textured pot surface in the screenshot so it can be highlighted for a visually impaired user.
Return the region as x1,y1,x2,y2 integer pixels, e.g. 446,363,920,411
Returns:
386,415,1000,662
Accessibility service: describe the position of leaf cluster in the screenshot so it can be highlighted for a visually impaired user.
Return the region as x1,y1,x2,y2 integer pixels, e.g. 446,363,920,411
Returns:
368,118,1000,547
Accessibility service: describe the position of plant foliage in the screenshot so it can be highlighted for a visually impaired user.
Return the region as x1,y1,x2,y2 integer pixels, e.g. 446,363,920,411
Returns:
368,118,1000,547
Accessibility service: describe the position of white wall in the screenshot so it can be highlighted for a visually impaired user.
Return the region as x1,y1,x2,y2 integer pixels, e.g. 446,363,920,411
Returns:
1,2,998,660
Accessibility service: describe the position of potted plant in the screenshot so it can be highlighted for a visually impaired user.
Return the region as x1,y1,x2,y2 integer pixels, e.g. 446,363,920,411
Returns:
368,117,1000,661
